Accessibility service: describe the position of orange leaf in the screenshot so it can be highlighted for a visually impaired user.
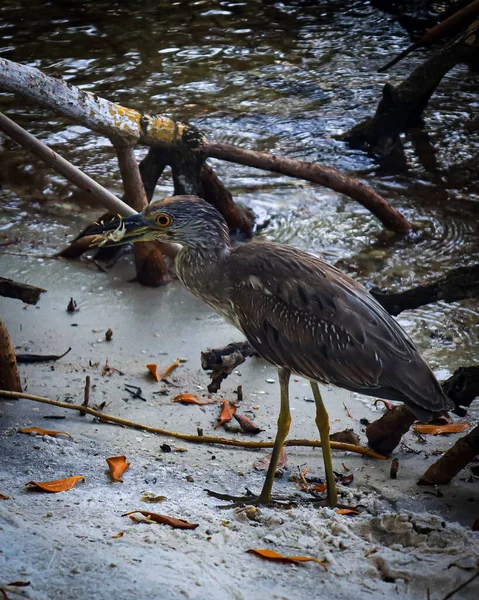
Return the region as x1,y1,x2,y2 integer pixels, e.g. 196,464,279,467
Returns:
312,483,328,493
413,423,470,435
146,364,160,382
112,531,124,538
106,456,130,482
172,393,215,405
161,358,181,381
122,510,199,530
247,549,327,570
335,508,360,515
18,426,72,439
25,475,85,493
215,400,237,429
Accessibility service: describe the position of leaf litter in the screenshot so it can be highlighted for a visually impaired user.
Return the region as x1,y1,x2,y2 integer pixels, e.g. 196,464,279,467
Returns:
18,426,72,439
106,456,130,482
25,475,85,493
122,510,199,530
247,549,327,570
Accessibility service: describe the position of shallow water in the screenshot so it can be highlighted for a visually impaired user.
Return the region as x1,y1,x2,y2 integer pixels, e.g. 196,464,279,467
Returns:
0,1,478,386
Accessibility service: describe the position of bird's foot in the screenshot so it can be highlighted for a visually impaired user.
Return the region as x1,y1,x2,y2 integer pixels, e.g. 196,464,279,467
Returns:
205,488,330,509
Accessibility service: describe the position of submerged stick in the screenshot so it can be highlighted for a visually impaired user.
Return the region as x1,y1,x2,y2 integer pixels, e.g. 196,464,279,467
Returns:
0,390,386,460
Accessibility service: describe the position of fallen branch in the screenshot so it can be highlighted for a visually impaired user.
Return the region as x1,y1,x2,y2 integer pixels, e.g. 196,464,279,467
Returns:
0,390,386,460
365,405,416,455
201,341,258,393
371,264,479,315
418,423,479,485
0,277,46,305
205,142,412,234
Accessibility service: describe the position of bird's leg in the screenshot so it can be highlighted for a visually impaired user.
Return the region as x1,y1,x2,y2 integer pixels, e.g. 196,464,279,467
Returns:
311,381,338,508
205,367,292,507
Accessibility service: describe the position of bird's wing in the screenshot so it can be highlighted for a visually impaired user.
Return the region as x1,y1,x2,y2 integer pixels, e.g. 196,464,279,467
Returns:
226,241,449,415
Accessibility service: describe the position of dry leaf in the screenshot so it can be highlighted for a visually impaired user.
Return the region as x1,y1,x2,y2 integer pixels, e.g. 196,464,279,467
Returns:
122,510,199,530
146,363,160,382
161,358,181,381
341,463,350,472
413,423,470,435
343,402,353,418
311,483,328,493
112,532,124,538
25,475,85,493
330,429,360,445
254,447,287,472
106,456,130,482
141,493,166,503
339,473,354,486
18,426,72,439
234,413,263,434
390,457,399,479
0,493,10,500
172,393,215,405
215,400,237,429
247,549,327,570
335,508,360,515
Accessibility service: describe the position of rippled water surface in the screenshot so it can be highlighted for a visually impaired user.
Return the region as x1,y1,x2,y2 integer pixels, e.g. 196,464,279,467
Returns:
1,0,478,376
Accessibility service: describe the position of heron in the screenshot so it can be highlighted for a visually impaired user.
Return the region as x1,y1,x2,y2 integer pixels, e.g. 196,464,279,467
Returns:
90,195,453,507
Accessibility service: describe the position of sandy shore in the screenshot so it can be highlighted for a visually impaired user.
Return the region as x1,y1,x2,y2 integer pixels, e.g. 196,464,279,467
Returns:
1,253,478,599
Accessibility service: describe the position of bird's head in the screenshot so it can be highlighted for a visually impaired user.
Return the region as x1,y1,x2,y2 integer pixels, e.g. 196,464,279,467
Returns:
88,195,230,250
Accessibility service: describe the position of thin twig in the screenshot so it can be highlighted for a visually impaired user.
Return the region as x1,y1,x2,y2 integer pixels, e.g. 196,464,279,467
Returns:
0,390,386,460
442,571,479,600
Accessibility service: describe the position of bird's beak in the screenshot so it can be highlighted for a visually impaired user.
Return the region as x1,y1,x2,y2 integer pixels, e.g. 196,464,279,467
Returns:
86,213,153,247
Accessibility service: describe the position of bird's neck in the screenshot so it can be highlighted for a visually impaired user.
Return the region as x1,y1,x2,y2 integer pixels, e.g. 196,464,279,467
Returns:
175,228,231,286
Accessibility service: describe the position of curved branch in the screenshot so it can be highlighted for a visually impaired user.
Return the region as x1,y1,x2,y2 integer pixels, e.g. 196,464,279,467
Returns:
205,142,412,233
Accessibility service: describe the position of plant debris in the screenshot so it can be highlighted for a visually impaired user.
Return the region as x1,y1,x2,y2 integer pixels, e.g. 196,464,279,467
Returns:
215,400,237,428
102,359,123,376
0,493,10,500
25,475,85,493
112,532,124,538
330,429,360,445
146,363,160,382
335,508,360,516
124,384,147,401
172,393,215,405
105,328,113,341
18,426,72,439
247,549,327,570
15,347,71,363
390,457,399,479
233,412,263,434
161,358,182,381
106,456,130,482
122,510,199,530
254,447,287,472
413,423,470,435
343,402,353,418
141,492,166,503
67,298,78,312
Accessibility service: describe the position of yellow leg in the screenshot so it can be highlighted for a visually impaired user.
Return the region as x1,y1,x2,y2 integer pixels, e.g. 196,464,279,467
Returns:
311,381,338,507
258,367,291,503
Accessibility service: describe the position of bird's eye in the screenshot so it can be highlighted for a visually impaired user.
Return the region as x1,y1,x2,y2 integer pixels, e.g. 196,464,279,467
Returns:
156,214,171,227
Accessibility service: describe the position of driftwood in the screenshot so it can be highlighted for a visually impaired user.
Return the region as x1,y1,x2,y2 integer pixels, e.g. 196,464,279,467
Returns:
201,341,258,393
0,57,410,234
0,318,22,394
365,405,416,455
417,423,479,485
378,0,479,72
0,277,45,305
339,20,479,156
371,264,479,315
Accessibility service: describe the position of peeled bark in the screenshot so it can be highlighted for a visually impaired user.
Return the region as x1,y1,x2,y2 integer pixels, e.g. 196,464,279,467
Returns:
0,318,22,394
365,405,416,455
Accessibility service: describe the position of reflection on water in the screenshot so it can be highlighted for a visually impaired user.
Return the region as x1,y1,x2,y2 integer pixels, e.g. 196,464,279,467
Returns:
0,0,478,373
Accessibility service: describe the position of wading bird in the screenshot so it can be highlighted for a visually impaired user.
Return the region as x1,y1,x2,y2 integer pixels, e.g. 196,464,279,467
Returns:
90,195,453,507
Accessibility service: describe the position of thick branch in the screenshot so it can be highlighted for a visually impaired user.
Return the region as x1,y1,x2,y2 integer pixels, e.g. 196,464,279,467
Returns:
205,142,412,233
0,277,46,305
371,264,479,315
340,21,479,155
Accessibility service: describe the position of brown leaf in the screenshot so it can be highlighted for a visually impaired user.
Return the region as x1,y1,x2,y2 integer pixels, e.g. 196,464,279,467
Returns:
172,393,215,405
341,463,350,472
0,493,11,500
247,549,327,570
413,423,470,435
215,400,237,429
146,363,160,382
18,426,72,439
339,473,354,486
390,457,399,479
311,483,327,493
161,358,181,381
25,475,85,493
112,532,124,538
335,508,360,515
122,510,199,530
254,447,287,471
6,581,30,587
234,413,263,434
106,456,130,482
330,429,360,445
141,493,166,503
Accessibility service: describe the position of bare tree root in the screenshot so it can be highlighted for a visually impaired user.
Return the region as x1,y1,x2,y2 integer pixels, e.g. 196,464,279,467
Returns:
418,423,479,485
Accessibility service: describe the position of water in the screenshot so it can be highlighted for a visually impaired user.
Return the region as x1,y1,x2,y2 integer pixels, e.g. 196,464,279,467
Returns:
0,0,478,383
